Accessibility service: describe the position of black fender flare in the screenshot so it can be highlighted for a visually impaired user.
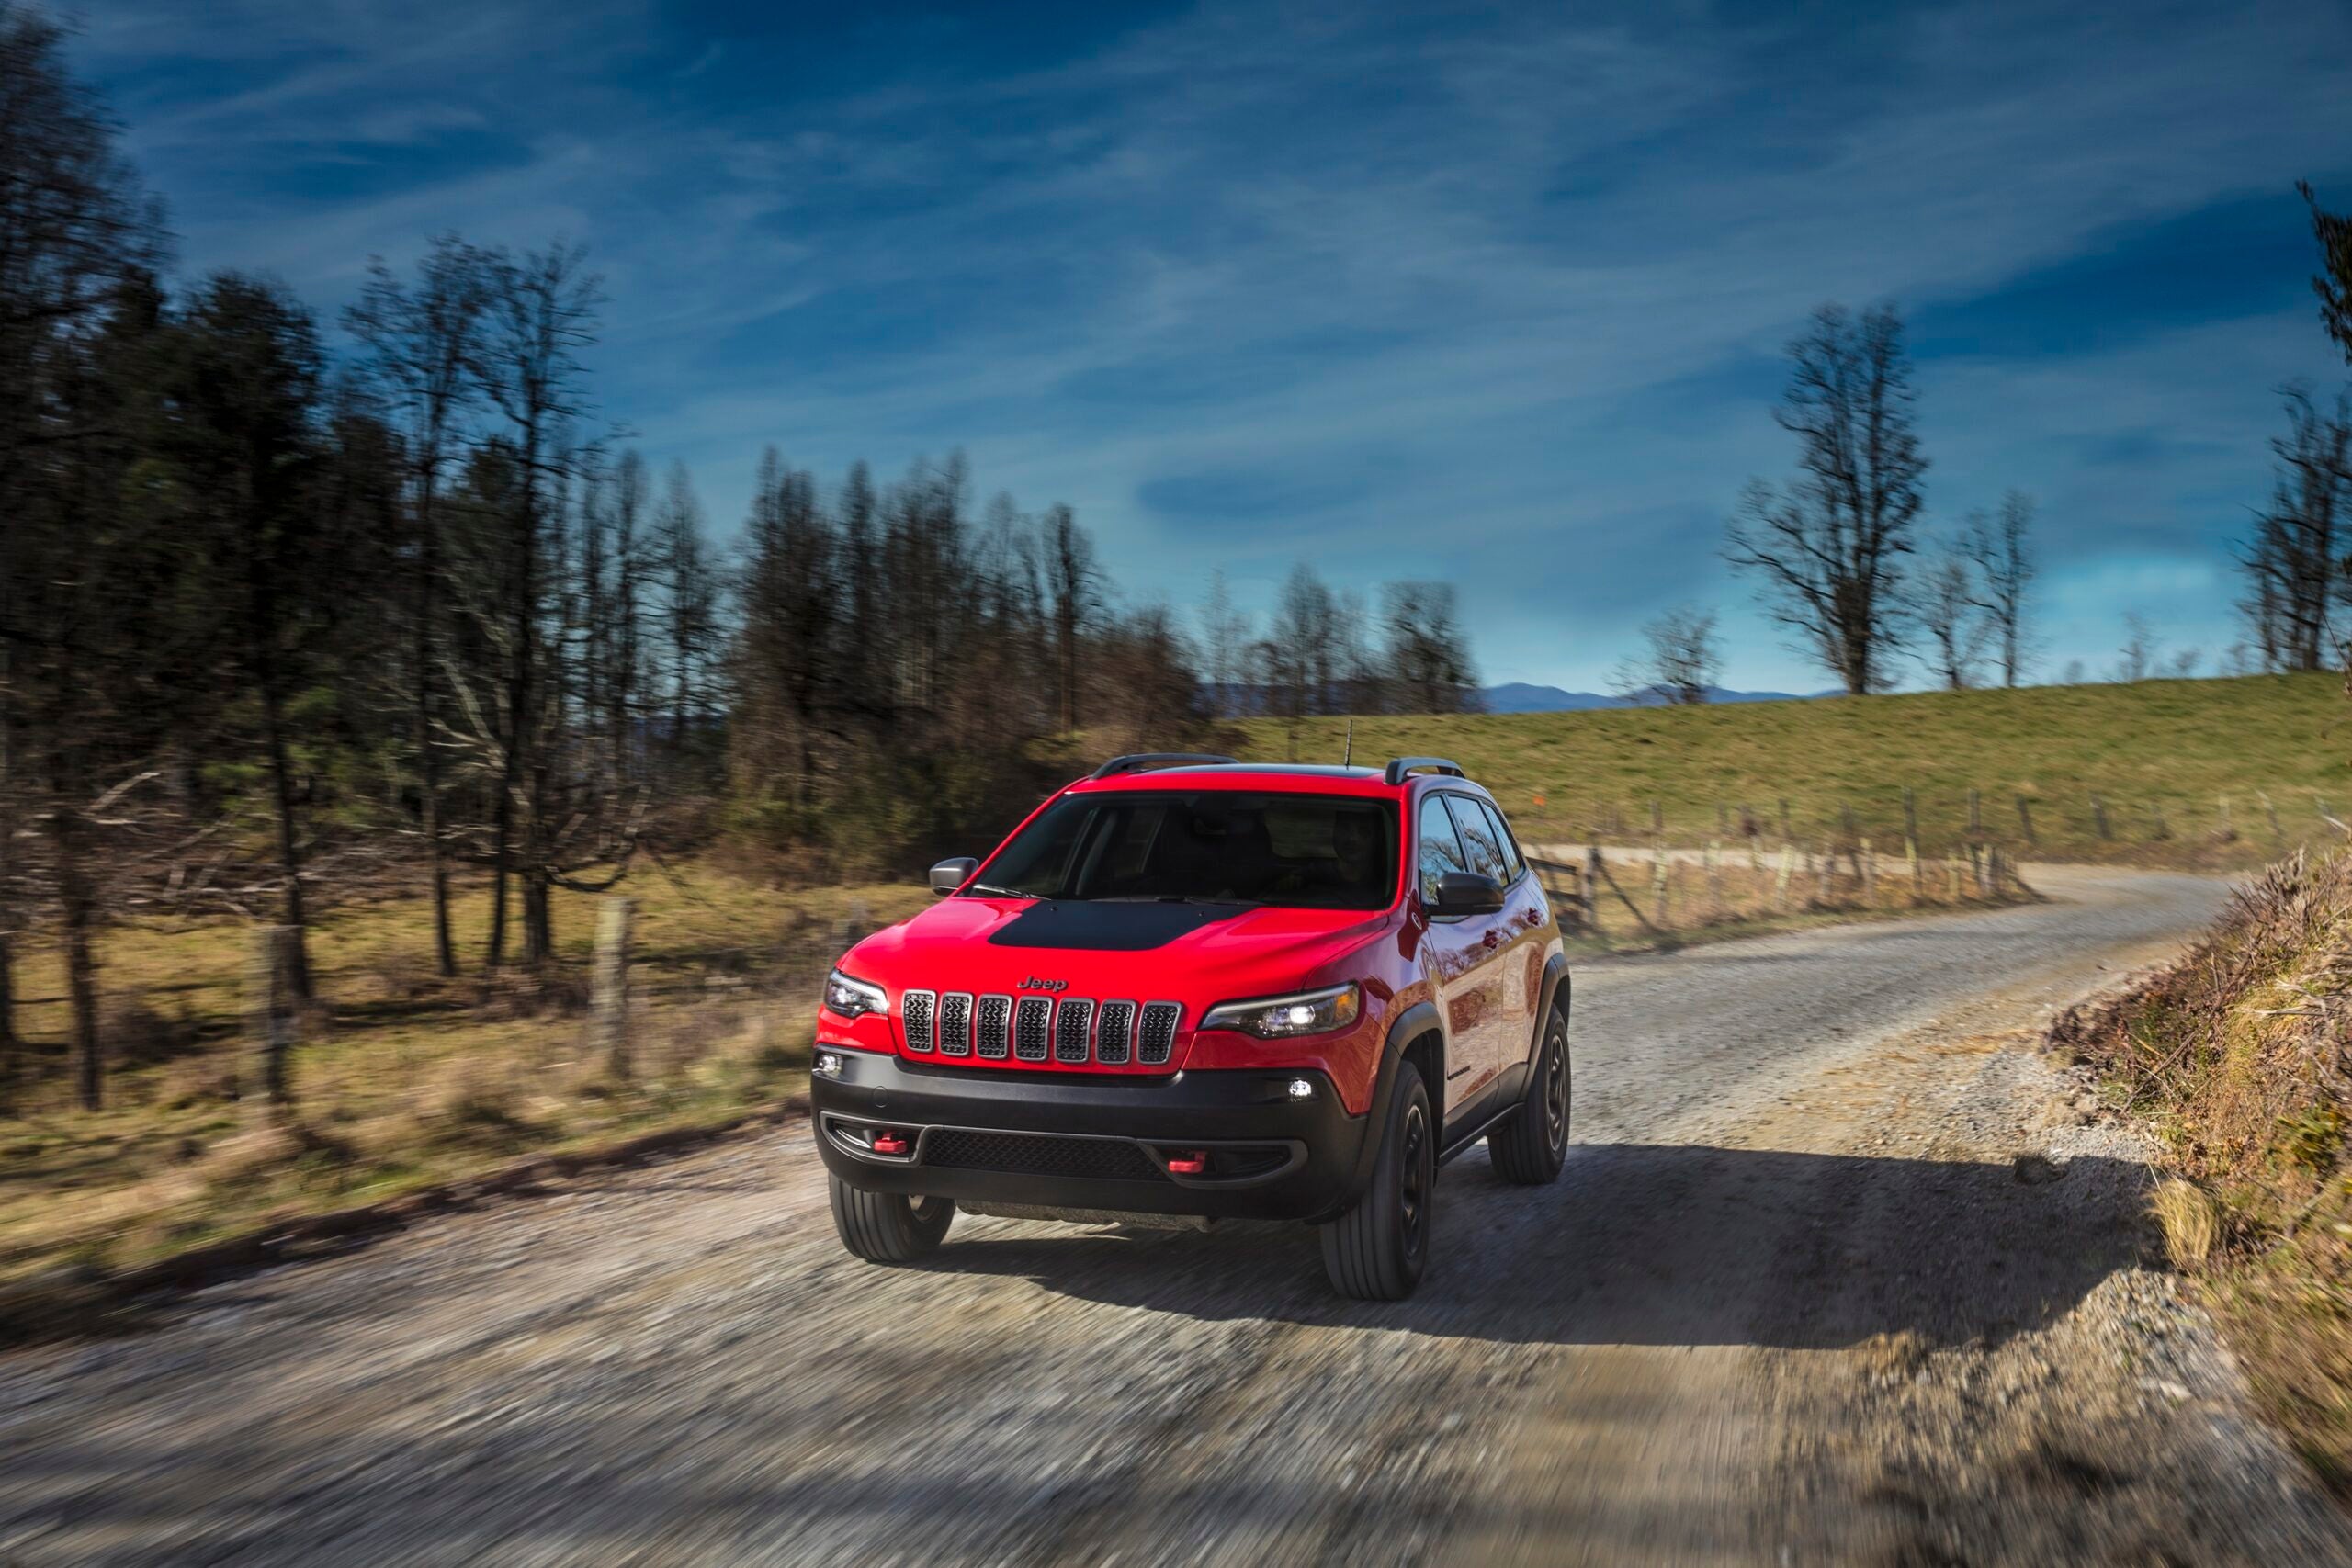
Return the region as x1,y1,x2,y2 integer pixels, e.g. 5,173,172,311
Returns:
1344,998,1444,1201
1537,952,1571,1047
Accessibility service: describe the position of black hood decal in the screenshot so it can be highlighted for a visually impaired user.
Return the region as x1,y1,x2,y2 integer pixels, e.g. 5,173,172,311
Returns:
986,899,1248,952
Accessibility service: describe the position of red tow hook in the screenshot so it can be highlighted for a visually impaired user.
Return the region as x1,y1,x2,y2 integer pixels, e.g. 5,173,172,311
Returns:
871,1131,910,1156
1166,1150,1209,1176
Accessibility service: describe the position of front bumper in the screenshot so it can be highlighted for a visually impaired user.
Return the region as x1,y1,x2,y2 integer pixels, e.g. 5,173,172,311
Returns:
809,1050,1373,1223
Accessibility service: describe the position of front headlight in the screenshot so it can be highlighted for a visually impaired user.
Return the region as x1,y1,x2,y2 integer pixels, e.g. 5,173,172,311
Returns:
1200,983,1362,1040
823,967,888,1020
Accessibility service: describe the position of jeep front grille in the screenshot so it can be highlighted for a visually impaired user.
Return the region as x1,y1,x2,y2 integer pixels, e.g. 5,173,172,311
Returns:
1054,998,1095,1063
1014,997,1053,1062
1138,1001,1181,1065
901,989,937,1053
892,990,1181,1069
1096,1000,1136,1065
976,994,1012,1059
937,992,973,1057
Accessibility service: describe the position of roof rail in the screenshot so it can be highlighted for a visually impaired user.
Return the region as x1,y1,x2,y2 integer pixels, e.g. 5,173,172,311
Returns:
1383,756,1468,786
1088,751,1240,781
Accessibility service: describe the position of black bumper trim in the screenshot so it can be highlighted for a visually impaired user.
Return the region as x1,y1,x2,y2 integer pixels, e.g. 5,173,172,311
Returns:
811,1051,1371,1222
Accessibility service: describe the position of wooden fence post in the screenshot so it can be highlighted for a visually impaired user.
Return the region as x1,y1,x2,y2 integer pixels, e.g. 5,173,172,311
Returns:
2152,801,2170,840
1774,843,1795,909
1946,851,1962,900
1967,788,1982,838
1705,838,1722,913
2260,790,2284,844
1778,798,1792,840
244,924,300,1118
2090,793,2110,840
1815,840,1832,907
2216,795,2234,841
1583,844,1602,932
1650,852,1671,927
1860,838,1877,905
593,896,634,1079
2015,795,2036,846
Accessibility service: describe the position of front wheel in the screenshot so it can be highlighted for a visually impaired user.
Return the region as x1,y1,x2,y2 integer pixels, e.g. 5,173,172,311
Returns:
1320,1061,1435,1299
829,1174,954,1262
1489,998,1569,1185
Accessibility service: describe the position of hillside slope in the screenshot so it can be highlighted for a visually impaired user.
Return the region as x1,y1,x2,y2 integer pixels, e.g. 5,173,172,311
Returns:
1233,672,2346,867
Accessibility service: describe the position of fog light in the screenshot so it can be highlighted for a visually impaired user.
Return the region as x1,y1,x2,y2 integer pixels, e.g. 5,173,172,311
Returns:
815,1050,845,1078
1287,1077,1315,1100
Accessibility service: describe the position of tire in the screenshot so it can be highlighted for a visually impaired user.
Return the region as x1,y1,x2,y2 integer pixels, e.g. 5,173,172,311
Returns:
1489,998,1570,1185
1320,1060,1436,1300
828,1173,955,1263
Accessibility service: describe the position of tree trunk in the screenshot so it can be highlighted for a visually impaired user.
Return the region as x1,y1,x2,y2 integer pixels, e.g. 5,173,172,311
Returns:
260,672,313,999
50,795,101,1111
489,436,538,971
415,482,456,976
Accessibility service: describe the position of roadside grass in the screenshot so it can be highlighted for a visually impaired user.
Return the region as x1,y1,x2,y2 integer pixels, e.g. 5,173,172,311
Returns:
2049,846,2352,1498
0,865,930,1308
1232,672,2345,871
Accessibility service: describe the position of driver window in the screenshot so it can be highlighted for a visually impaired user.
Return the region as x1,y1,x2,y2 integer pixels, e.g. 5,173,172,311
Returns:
1418,795,1468,904
1442,794,1509,884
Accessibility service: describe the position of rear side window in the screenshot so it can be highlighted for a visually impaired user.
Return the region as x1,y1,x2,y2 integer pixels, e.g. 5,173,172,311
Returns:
1442,794,1510,884
1417,794,1468,903
1475,798,1526,884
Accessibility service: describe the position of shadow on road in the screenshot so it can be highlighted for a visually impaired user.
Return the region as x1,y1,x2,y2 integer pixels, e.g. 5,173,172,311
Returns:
926,1140,2152,1350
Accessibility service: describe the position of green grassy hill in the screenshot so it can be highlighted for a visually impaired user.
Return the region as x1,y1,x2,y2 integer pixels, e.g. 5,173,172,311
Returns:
1231,673,2348,868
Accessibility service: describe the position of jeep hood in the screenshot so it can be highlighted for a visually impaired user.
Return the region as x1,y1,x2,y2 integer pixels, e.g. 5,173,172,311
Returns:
842,895,1390,1003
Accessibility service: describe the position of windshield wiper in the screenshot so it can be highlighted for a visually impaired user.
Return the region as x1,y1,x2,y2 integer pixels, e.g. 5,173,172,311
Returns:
967,882,1035,898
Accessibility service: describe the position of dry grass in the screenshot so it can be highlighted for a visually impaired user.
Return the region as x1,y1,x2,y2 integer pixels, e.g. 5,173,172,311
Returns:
1236,671,2346,870
0,863,931,1304
2050,845,2352,1496
2151,1179,2222,1271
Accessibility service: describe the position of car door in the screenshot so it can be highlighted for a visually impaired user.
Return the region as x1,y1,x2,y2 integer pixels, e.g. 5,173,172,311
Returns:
1440,793,1526,1091
1416,791,1510,1116
1467,795,1547,1078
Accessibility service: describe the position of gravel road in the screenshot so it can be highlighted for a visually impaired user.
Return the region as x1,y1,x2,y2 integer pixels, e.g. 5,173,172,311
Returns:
5,866,2347,1566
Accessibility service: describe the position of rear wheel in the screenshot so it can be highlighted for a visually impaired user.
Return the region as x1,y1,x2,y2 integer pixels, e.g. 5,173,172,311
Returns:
1489,998,1569,1185
829,1173,954,1263
1320,1061,1435,1300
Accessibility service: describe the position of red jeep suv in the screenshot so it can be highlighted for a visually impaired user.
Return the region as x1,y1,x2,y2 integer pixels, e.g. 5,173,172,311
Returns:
810,754,1571,1299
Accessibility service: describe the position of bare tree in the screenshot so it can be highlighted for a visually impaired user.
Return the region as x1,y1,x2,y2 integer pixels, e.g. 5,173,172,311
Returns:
2112,613,2158,683
2238,386,2352,671
1609,604,1722,705
1197,570,1251,717
2166,648,2203,679
471,241,601,968
1963,491,2036,687
1383,581,1478,714
1042,504,1093,735
2303,181,2352,366
1916,554,1986,691
344,234,490,976
1726,303,1928,694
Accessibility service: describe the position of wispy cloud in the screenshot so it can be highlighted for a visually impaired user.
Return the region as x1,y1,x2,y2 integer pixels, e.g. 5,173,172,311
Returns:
69,0,2352,689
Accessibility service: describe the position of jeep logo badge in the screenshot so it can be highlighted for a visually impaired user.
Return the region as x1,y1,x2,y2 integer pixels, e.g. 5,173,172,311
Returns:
1019,976,1069,992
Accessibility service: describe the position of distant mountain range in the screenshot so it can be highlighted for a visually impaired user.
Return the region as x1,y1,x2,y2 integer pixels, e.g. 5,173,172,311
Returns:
1477,682,1830,713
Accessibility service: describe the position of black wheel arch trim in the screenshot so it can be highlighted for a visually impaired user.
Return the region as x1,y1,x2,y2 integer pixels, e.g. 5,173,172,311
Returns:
1351,998,1442,1196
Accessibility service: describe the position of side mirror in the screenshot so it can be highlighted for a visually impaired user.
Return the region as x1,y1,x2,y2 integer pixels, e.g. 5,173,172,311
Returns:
1431,870,1506,917
929,856,978,896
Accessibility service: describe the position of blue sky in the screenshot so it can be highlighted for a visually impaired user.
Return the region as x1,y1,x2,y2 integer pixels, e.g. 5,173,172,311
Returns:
68,0,2352,692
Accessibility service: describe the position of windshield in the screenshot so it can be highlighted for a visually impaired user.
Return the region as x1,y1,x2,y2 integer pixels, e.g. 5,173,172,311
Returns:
971,791,1398,910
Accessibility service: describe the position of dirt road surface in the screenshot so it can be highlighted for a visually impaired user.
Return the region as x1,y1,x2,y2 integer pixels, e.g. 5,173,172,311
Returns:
5,867,2347,1566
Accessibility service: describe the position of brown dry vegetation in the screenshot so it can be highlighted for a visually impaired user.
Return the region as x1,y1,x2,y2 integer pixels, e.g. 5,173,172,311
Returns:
0,863,930,1323
2050,847,2352,1495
